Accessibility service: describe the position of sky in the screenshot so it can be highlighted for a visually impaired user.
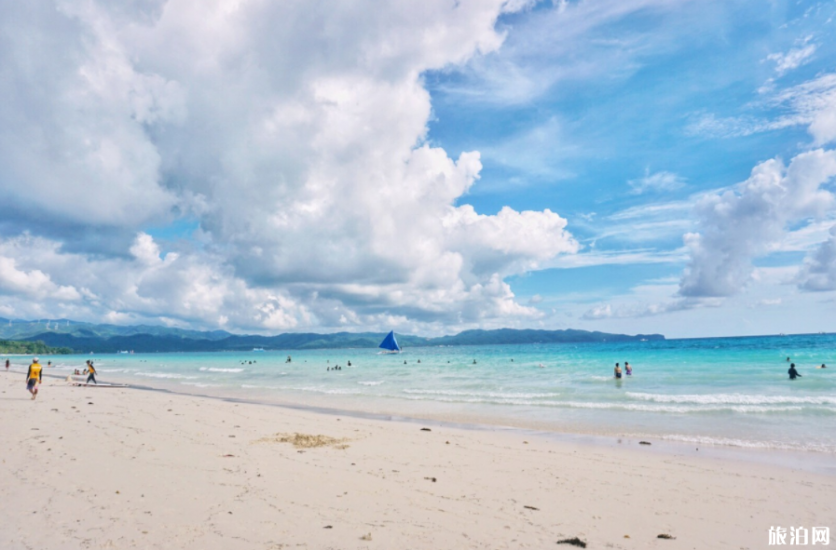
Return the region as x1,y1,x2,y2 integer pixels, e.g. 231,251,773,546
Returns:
1,0,836,338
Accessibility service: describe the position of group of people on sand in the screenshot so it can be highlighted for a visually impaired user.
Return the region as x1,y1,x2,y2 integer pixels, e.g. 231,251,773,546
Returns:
25,357,97,399
71,361,97,383
613,362,633,379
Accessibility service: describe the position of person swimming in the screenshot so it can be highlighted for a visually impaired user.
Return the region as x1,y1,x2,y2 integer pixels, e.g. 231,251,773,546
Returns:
788,363,802,380
625,362,632,376
614,363,622,379
818,363,827,369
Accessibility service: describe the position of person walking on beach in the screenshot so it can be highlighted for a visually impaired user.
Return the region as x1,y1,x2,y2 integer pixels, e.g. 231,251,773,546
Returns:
614,363,622,379
625,362,632,376
788,363,802,380
86,361,98,385
26,357,43,400
5,358,9,370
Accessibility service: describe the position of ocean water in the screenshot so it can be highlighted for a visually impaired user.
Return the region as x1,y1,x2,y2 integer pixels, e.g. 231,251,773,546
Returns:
31,333,836,454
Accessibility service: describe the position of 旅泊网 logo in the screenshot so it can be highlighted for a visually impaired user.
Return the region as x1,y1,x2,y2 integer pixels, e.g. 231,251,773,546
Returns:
769,526,830,546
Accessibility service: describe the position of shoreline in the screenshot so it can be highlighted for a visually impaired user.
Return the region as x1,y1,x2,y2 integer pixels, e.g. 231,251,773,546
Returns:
18,367,836,476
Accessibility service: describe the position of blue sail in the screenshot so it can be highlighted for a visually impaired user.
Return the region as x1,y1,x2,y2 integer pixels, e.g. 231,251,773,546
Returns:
379,330,400,352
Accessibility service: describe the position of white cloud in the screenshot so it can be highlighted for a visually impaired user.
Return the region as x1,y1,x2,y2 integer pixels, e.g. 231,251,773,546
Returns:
628,170,686,194
478,117,579,184
687,72,836,145
435,0,702,105
582,303,613,320
797,226,836,292
581,297,710,320
0,255,81,302
574,199,695,246
766,42,816,76
548,247,686,269
0,0,579,332
679,149,836,297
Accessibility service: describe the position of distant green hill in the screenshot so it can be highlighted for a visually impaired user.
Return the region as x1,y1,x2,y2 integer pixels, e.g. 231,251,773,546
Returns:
430,328,662,345
0,339,73,355
0,318,232,341
0,319,664,353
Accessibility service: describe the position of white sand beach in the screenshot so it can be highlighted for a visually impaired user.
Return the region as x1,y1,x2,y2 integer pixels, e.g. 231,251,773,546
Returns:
1,371,833,550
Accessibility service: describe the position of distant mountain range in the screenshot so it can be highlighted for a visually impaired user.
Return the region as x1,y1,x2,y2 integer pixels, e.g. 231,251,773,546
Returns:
0,318,664,353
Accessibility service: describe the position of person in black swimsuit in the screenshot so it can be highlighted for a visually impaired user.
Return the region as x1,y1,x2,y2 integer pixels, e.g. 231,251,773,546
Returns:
788,363,801,380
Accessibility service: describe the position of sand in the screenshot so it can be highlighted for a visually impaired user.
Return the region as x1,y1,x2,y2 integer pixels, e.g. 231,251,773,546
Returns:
1,371,833,549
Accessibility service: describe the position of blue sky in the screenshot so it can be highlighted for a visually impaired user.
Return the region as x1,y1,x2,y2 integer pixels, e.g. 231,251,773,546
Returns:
1,0,836,337
422,0,836,336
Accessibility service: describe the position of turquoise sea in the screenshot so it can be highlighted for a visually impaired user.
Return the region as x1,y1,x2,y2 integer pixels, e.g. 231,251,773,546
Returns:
28,333,836,454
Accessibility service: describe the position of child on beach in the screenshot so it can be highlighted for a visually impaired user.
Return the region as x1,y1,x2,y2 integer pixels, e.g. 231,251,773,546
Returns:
625,362,632,376
26,357,43,400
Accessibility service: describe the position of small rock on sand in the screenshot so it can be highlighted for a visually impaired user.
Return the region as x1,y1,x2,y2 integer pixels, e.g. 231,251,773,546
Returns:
556,537,587,548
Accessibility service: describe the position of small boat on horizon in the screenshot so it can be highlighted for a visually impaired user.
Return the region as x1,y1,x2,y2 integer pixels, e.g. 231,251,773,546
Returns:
252,348,265,352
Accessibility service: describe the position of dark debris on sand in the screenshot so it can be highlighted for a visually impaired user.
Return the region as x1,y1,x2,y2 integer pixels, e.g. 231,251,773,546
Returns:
557,537,587,548
657,533,676,539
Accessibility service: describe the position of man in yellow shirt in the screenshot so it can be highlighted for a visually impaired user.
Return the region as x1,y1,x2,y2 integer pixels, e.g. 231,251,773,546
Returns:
86,360,97,385
26,357,43,400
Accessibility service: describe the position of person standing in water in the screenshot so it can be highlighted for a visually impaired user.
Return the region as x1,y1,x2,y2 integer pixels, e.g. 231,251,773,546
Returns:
26,357,43,400
625,362,632,376
86,361,98,385
614,363,622,379
788,363,802,380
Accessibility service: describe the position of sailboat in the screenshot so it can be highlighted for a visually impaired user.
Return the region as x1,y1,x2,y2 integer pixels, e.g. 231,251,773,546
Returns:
378,330,401,354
